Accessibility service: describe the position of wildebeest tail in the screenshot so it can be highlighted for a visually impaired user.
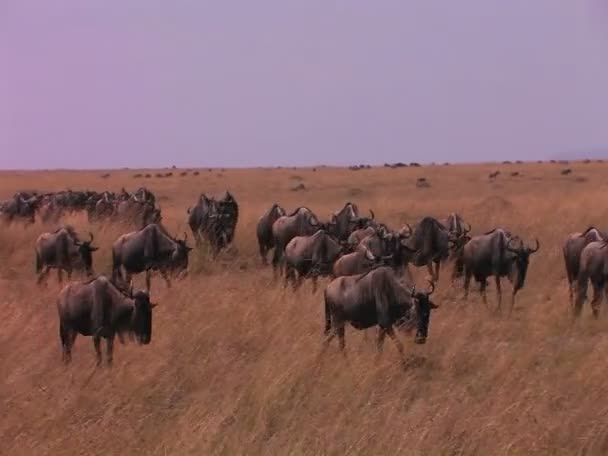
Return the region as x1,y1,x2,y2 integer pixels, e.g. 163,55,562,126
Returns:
35,250,41,274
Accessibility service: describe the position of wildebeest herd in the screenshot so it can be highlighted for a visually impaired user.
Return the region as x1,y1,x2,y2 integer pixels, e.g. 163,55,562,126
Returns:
3,185,604,368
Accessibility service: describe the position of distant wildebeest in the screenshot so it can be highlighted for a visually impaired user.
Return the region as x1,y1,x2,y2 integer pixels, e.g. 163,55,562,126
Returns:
574,240,608,318
327,202,375,241
256,203,287,264
35,226,99,284
561,168,572,175
563,227,606,305
271,207,322,276
353,225,415,275
347,224,388,249
462,228,539,314
489,171,500,179
322,267,438,363
187,191,239,255
56,276,157,366
88,191,117,222
112,224,192,292
283,230,345,291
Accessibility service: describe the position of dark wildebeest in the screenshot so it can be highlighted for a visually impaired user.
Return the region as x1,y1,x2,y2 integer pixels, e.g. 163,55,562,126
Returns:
115,199,162,229
35,226,99,284
406,217,457,282
462,228,539,315
563,227,605,306
0,194,40,224
112,224,192,293
187,191,239,255
283,230,346,292
256,203,287,264
132,186,156,205
327,203,375,241
574,240,608,318
89,191,117,222
56,276,157,366
271,207,322,276
323,267,438,364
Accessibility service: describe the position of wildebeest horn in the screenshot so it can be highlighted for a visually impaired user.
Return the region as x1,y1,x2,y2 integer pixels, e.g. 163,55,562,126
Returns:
426,280,435,296
150,302,159,309
369,209,375,220
410,286,416,297
527,238,540,253
463,222,471,234
128,279,134,297
88,232,94,243
183,232,188,242
187,207,191,214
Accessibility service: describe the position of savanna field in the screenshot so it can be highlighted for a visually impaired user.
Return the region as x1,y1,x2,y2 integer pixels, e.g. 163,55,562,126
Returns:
3,162,608,455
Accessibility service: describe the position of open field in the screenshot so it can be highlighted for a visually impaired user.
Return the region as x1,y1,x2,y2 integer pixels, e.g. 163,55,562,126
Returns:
3,161,608,455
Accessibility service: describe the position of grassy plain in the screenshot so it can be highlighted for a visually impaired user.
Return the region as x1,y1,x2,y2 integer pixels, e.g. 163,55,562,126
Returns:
2,162,608,455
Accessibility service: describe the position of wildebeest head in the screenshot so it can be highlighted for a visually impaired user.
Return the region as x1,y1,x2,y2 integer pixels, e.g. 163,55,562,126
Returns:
172,233,193,272
74,232,99,276
505,236,540,290
398,281,438,344
131,291,157,345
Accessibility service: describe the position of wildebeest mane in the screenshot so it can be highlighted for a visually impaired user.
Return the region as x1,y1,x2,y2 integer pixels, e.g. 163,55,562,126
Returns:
287,206,313,217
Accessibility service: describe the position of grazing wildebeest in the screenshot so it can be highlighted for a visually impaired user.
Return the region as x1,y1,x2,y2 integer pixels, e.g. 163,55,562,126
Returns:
327,203,375,241
563,227,605,305
404,217,454,281
56,276,157,366
575,240,608,318
271,207,322,276
112,224,192,292
283,230,345,291
35,226,99,284
256,203,287,264
323,267,438,363
462,228,539,314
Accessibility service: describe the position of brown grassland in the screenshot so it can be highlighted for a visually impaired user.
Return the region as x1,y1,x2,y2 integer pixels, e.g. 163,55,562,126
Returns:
2,162,608,455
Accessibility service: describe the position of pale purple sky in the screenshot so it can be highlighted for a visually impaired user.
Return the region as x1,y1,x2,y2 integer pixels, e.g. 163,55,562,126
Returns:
1,1,608,169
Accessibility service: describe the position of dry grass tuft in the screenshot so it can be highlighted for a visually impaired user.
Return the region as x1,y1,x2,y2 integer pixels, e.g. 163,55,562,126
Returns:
1,163,607,455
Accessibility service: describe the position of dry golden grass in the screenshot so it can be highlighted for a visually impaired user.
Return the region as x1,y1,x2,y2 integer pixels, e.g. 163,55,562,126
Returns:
2,162,608,455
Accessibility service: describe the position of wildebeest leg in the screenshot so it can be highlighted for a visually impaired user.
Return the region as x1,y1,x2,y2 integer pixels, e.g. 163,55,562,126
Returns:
37,266,51,285
433,260,440,282
426,261,434,281
464,269,472,301
272,246,282,279
385,327,406,365
106,335,115,367
495,277,502,314
259,244,268,265
479,280,489,309
337,326,346,351
311,275,318,294
160,270,172,289
60,323,76,364
376,328,386,353
590,280,603,319
93,336,102,367
574,273,588,318
145,270,152,293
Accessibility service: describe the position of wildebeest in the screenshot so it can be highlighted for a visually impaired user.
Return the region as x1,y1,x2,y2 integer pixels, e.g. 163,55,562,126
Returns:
406,217,456,281
56,276,157,366
256,203,287,264
187,191,239,255
283,230,345,291
112,223,192,292
462,228,539,314
575,240,608,317
444,213,471,239
271,207,322,276
0,193,40,224
35,226,99,284
563,227,605,305
323,267,438,363
327,202,375,241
